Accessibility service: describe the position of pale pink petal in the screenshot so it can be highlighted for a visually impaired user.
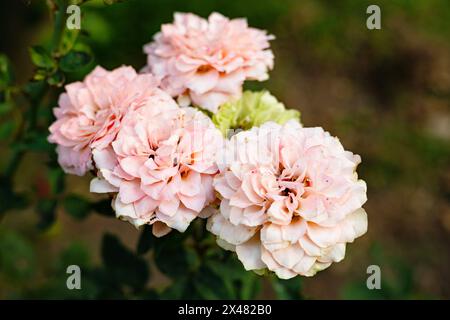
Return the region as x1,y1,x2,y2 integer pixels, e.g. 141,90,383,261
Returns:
152,221,172,237
235,234,265,271
90,177,118,193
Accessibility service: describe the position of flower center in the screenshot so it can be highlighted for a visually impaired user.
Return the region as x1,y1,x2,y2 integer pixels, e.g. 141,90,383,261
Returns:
197,65,212,73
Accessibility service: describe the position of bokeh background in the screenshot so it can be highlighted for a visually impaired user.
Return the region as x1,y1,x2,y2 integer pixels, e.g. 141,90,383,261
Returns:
0,0,449,299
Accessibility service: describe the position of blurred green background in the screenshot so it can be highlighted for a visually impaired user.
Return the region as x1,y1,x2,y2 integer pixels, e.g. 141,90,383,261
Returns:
0,0,449,299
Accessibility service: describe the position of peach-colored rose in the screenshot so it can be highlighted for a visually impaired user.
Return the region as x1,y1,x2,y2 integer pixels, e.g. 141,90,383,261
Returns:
90,102,224,237
143,12,274,113
48,66,159,176
208,121,368,278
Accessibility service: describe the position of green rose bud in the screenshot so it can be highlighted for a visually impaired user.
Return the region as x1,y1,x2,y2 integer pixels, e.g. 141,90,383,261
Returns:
212,90,301,137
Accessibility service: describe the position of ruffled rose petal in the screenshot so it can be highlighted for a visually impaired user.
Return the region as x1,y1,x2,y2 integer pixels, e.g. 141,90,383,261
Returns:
208,121,368,278
143,12,274,113
236,234,265,271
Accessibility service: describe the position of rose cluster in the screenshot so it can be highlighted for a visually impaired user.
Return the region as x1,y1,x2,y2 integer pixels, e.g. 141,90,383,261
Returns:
48,12,367,278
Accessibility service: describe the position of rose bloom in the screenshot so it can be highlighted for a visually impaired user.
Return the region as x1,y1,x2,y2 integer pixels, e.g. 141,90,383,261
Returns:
208,121,368,278
143,12,274,113
48,66,159,176
90,101,224,237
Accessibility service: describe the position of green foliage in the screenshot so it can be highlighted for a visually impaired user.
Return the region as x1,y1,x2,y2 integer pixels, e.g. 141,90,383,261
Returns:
101,233,149,291
154,236,192,278
29,46,56,70
91,198,116,217
0,54,14,89
271,276,303,300
136,225,154,255
59,49,93,72
0,229,36,282
0,176,28,216
63,194,91,220
36,198,57,230
58,242,91,270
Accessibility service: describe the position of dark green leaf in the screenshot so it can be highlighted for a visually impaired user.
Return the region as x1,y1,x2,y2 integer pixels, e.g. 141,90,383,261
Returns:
206,254,261,299
59,28,80,55
193,265,233,299
24,81,47,102
101,233,149,290
92,198,115,217
18,132,53,153
0,102,13,115
160,277,191,299
63,194,91,220
138,289,159,300
47,70,65,87
136,224,154,255
58,242,91,271
37,198,57,230
0,229,36,281
29,46,55,69
240,272,261,300
0,120,16,139
0,54,14,88
104,0,127,5
153,232,190,277
59,50,92,72
0,176,29,214
47,167,65,195
271,276,303,300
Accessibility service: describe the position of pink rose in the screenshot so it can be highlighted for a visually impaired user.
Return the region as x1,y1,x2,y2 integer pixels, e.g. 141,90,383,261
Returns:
90,100,225,237
143,12,274,113
48,66,159,175
208,121,368,278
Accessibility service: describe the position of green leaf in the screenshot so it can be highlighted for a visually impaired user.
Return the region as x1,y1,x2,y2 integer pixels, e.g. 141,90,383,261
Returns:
240,272,261,300
206,254,261,299
101,233,149,290
58,242,91,271
0,54,14,89
47,70,65,87
92,198,115,217
23,80,47,102
136,224,154,255
271,276,303,300
0,176,28,215
63,194,91,220
0,101,13,115
59,50,92,72
193,265,233,299
0,120,16,139
37,198,57,230
160,277,192,299
59,28,80,55
47,167,65,195
153,232,190,277
0,229,36,282
17,132,53,153
33,69,47,81
103,0,126,5
29,46,55,69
